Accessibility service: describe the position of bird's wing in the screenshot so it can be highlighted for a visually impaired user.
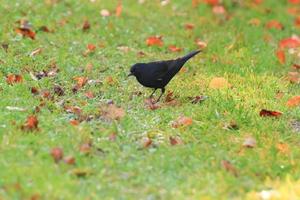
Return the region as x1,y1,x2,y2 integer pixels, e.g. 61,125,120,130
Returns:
151,60,177,81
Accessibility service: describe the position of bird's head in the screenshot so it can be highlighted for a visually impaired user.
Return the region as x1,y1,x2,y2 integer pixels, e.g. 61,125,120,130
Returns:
128,63,140,78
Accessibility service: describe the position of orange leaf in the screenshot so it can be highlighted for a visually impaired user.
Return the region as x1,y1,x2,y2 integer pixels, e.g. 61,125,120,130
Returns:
87,44,96,51
115,0,122,17
289,0,300,4
276,143,290,154
287,71,300,83
168,45,183,52
265,20,284,30
172,116,193,128
209,77,231,89
100,103,125,120
259,109,282,117
184,23,195,30
21,115,39,131
212,5,226,15
70,119,79,126
169,136,184,145
221,160,238,177
279,37,300,49
204,0,219,6
276,50,285,65
50,147,64,163
195,39,207,49
74,76,88,88
6,74,23,85
286,96,300,107
85,91,94,99
15,28,36,39
295,16,300,27
146,36,163,47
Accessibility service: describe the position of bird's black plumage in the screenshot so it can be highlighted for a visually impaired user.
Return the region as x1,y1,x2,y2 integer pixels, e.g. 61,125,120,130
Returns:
128,50,201,102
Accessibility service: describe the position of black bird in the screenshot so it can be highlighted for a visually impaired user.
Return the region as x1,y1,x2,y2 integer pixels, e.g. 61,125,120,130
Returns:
128,50,201,102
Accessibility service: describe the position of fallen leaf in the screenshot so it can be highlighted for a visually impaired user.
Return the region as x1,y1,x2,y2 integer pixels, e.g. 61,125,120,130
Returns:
117,46,131,53
168,45,183,52
287,71,300,83
39,25,52,33
73,76,88,88
184,23,195,30
279,37,300,49
223,120,239,130
6,74,23,85
21,115,38,131
276,49,286,65
165,91,175,102
50,147,63,163
248,18,261,26
82,20,90,31
294,16,300,27
100,9,110,17
265,20,284,30
289,0,300,4
142,137,152,148
146,36,163,47
71,168,92,177
53,85,64,96
85,91,94,99
171,116,193,128
144,98,160,110
195,39,207,49
30,48,42,57
115,0,122,17
243,137,256,148
100,103,125,120
276,143,290,154
292,64,300,70
79,143,92,154
15,19,36,39
259,109,282,117
70,119,79,126
286,96,300,107
190,95,208,104
204,0,219,6
221,160,238,177
209,77,231,89
169,136,184,145
64,156,76,165
87,44,96,51
212,5,226,15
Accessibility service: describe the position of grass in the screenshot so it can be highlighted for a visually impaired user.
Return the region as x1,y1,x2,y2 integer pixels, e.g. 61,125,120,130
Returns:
0,0,300,199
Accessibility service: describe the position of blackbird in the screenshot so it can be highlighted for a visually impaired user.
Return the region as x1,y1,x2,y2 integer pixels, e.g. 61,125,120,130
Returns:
128,50,201,102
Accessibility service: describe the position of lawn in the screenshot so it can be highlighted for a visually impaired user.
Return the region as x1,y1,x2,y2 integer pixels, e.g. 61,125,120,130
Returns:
0,0,300,199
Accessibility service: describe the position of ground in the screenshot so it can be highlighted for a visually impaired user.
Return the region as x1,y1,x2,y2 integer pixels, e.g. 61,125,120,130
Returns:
0,0,300,199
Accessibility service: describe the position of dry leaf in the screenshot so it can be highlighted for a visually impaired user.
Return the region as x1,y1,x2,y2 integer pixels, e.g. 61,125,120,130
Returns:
144,98,160,110
287,71,300,83
64,156,76,165
30,48,42,57
190,95,208,104
79,143,92,154
286,96,300,107
195,39,207,49
184,23,195,30
100,9,110,17
221,160,238,177
279,37,300,49
172,116,193,128
209,77,231,89
169,136,184,145
100,103,125,120
21,115,38,131
276,49,285,65
50,147,63,163
142,137,153,148
70,119,79,126
248,18,261,26
168,45,183,52
115,0,122,17
146,36,163,47
276,143,290,154
259,109,282,117
85,91,94,99
6,74,23,85
265,20,284,30
82,20,90,31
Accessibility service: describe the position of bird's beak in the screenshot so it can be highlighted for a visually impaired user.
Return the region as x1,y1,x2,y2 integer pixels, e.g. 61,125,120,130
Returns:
127,73,134,77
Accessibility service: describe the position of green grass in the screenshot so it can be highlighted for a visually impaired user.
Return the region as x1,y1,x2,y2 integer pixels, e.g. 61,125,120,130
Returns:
0,0,300,199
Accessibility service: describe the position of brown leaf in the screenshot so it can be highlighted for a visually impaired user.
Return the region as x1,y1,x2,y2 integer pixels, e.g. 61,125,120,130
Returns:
146,36,163,47
243,137,256,148
248,18,261,26
195,39,207,49
144,98,161,110
31,87,39,95
204,0,220,6
71,168,92,177
223,120,239,130
209,77,231,89
39,26,52,33
85,91,94,99
73,76,88,89
286,96,300,107
100,103,125,120
64,156,76,165
21,115,39,131
169,136,184,146
165,91,175,102
53,85,64,96
190,95,208,104
276,143,290,154
115,0,122,17
82,20,90,31
265,20,284,30
50,147,63,163
168,45,183,52
171,116,193,128
259,109,282,117
184,23,195,30
287,71,300,84
6,74,23,85
275,49,285,65
79,143,92,154
142,137,153,148
221,160,238,177
15,19,35,39
69,119,80,126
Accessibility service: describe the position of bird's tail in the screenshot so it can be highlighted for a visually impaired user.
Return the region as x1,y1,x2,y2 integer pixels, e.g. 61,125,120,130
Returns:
181,50,201,62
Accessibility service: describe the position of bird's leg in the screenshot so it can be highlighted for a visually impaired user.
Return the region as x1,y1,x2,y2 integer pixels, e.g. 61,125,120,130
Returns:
156,88,165,103
149,89,157,99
